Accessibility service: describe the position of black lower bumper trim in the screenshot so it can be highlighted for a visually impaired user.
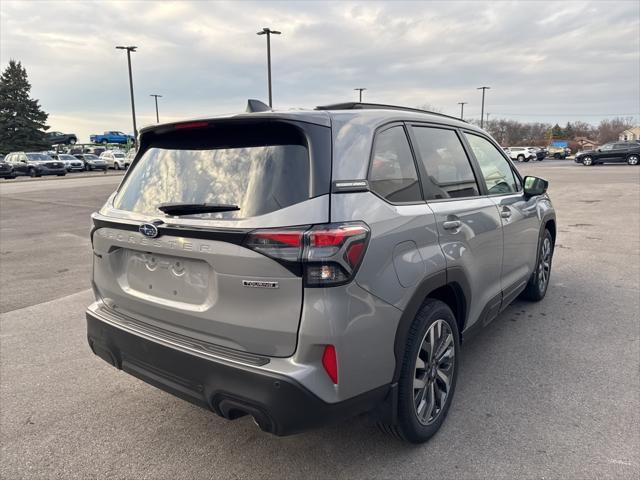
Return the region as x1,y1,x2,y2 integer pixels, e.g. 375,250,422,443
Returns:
86,312,389,436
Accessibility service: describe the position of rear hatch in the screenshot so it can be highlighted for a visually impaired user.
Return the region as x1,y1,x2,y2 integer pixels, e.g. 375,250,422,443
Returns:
91,118,331,357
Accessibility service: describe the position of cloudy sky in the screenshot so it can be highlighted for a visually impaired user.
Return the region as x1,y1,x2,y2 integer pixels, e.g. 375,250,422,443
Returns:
1,0,639,142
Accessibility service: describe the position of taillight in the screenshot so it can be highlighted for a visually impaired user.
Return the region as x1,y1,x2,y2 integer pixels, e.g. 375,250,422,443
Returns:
243,222,370,287
243,228,306,263
304,223,369,287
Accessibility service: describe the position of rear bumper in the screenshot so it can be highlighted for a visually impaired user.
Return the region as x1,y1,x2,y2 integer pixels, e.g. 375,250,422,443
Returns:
86,310,388,436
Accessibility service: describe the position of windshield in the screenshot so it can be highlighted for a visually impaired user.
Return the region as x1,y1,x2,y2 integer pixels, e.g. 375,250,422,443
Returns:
58,155,75,160
113,153,125,158
114,144,310,219
85,155,99,160
26,153,52,161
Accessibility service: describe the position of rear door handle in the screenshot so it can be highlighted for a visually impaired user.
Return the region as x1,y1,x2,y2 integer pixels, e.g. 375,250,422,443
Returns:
500,208,512,219
442,220,462,230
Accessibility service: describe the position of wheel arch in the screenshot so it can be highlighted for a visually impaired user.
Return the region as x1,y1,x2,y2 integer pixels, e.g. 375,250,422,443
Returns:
544,218,556,244
391,269,469,384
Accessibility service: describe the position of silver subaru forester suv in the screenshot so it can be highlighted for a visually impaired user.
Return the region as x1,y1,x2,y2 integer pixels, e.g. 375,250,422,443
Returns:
87,102,556,443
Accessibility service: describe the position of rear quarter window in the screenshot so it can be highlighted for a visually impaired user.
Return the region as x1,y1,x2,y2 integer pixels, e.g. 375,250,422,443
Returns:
368,125,422,203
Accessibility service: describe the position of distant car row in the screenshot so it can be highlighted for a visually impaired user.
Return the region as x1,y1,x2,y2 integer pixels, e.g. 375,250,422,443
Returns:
503,146,570,162
45,130,135,146
0,150,135,178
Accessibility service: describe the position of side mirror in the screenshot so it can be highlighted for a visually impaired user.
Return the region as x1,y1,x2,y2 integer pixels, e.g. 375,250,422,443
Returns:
523,176,548,196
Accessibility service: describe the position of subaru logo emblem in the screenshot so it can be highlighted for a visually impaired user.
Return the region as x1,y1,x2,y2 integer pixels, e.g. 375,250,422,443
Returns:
139,223,159,238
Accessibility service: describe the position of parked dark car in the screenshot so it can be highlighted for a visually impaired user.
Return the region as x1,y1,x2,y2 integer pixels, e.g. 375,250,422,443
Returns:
4,152,66,177
46,131,78,145
74,154,108,171
0,159,16,179
575,142,640,166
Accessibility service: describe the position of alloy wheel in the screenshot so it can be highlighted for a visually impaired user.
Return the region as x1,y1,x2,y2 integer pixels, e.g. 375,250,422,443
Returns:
413,319,455,425
627,155,639,166
583,156,593,166
537,237,552,292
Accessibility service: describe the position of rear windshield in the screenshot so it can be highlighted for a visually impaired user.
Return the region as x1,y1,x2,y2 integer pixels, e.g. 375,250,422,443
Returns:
112,121,327,220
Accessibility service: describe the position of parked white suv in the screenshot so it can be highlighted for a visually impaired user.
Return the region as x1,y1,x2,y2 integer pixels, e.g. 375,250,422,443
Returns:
99,150,127,170
506,146,537,162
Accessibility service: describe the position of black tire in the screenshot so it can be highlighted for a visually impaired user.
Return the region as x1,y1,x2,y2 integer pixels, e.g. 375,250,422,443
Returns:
28,168,37,178
521,229,554,301
627,154,639,166
69,138,77,145
101,139,109,145
517,154,525,162
378,299,460,443
114,162,120,170
582,156,593,166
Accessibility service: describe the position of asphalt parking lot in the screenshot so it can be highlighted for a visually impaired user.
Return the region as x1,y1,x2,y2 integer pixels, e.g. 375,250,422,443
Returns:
1,160,638,479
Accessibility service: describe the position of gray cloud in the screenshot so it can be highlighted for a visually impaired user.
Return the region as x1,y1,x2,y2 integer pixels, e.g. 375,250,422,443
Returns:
1,0,638,142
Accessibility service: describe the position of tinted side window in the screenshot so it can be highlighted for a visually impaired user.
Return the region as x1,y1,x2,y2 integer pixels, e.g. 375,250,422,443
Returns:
465,133,518,194
368,126,421,203
411,127,479,199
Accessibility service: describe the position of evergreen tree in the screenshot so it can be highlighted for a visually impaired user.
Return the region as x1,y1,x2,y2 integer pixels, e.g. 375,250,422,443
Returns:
550,123,564,138
0,60,49,152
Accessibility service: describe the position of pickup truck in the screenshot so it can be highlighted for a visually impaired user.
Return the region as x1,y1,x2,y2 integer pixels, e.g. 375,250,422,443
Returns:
90,131,134,144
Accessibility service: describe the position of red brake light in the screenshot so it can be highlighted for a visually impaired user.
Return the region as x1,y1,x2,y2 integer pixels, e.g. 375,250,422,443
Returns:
345,240,366,268
243,228,306,264
174,121,209,130
322,345,338,384
309,225,368,247
251,231,302,247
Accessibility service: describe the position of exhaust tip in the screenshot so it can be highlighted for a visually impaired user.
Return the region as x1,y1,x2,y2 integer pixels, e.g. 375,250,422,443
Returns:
215,397,274,433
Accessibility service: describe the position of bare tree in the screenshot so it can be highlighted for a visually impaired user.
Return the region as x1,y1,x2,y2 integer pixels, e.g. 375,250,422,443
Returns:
595,117,635,143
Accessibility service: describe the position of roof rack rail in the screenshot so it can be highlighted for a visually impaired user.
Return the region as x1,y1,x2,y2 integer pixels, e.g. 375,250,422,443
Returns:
314,102,467,123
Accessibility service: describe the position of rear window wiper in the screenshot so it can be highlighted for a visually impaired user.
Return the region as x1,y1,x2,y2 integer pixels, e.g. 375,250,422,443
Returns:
157,203,240,216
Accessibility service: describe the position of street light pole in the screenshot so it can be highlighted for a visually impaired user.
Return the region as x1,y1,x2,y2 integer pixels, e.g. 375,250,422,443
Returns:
150,94,162,123
457,101,467,120
116,46,138,141
477,86,491,128
256,27,281,107
354,88,366,102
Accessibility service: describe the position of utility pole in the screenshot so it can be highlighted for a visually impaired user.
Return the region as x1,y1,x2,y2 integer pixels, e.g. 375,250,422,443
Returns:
354,88,367,102
458,102,467,120
477,86,490,128
150,94,162,123
116,46,138,141
256,27,281,107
